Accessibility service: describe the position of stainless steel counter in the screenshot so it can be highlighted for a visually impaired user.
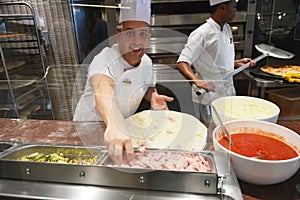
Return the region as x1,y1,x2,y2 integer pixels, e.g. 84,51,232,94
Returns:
0,148,243,200
0,168,242,200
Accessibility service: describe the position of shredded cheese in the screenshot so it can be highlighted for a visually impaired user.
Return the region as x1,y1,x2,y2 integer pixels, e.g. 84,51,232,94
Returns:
223,98,278,119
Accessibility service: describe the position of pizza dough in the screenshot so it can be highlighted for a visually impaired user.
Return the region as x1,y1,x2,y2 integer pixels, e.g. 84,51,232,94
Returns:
125,110,208,151
260,65,300,77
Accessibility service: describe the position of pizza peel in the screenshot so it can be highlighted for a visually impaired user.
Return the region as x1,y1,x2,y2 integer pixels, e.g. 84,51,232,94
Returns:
194,44,295,95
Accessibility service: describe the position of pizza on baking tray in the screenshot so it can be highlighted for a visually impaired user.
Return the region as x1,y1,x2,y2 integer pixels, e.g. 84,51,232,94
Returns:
260,65,300,76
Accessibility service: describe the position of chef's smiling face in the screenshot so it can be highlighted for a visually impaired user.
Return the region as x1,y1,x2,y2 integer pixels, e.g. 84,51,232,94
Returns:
117,21,151,67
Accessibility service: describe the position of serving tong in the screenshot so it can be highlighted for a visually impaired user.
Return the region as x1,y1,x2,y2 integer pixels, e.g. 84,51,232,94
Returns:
210,104,234,146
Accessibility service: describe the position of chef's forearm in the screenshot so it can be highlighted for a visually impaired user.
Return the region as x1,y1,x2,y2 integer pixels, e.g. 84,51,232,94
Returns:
176,62,201,83
177,62,214,91
95,92,125,127
91,75,125,127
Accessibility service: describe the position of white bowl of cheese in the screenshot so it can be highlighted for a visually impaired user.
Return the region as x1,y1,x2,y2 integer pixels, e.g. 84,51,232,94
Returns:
211,96,280,125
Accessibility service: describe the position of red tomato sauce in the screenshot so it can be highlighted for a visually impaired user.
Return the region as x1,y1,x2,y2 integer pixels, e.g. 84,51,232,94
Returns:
218,133,298,160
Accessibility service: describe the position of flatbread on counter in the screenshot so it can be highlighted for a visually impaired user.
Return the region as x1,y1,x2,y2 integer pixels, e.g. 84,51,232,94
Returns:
260,65,300,77
126,110,208,151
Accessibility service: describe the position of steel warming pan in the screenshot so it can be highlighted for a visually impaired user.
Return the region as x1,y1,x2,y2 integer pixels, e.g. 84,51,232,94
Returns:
0,143,243,199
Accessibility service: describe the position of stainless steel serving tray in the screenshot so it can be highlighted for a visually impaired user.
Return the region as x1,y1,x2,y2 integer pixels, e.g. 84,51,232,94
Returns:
98,149,218,195
0,144,104,163
0,144,235,197
0,144,105,182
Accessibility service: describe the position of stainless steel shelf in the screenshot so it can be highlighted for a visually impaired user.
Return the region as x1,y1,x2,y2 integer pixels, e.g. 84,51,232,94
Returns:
0,2,47,118
242,69,298,98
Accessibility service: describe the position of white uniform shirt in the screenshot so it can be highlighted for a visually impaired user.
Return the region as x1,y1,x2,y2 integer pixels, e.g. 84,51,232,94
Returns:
74,44,155,121
177,18,235,105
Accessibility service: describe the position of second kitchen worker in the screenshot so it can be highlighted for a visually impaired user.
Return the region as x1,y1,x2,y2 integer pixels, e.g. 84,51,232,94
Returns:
176,0,255,122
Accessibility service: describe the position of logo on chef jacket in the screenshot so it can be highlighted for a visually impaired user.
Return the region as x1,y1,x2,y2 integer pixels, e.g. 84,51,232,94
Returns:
122,78,132,86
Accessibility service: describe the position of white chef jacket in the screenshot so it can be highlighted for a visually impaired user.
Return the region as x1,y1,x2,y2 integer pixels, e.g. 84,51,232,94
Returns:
74,44,155,121
177,18,235,105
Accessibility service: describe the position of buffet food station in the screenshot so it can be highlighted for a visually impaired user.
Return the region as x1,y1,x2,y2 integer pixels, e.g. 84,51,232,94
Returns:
0,119,300,199
0,53,299,200
0,0,300,199
0,63,298,199
0,76,300,199
0,117,243,200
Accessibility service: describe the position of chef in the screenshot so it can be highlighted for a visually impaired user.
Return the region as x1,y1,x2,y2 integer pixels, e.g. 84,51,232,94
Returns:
176,0,255,122
74,0,173,164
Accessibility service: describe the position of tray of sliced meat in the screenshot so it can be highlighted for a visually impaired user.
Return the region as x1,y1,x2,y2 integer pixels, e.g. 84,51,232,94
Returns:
102,148,214,173
0,144,241,199
99,148,217,194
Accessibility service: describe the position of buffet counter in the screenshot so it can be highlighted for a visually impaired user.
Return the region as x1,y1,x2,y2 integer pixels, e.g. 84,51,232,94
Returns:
0,118,299,200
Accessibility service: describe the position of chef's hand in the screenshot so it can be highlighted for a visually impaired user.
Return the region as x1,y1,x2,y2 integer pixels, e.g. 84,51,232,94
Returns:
235,58,256,68
104,123,134,165
194,80,215,92
150,92,174,110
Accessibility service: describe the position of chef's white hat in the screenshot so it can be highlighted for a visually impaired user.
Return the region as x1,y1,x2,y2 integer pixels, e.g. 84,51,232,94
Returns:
209,0,231,6
119,0,151,24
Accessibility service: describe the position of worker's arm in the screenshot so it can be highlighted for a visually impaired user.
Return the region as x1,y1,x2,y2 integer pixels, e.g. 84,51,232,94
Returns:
176,61,215,91
90,74,133,165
